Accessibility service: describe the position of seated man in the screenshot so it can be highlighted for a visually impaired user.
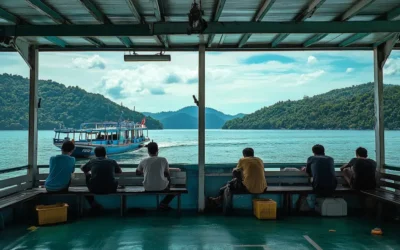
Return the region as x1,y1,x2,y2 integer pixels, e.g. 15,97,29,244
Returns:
45,141,75,192
81,146,122,194
302,144,337,196
209,148,267,211
340,147,376,190
136,142,179,210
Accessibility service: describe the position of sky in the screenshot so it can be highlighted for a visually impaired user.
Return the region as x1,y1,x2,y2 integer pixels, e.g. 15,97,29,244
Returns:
1,50,400,115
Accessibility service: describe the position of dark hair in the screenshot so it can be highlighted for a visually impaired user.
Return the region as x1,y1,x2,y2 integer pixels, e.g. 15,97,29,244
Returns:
94,146,107,157
312,144,325,155
61,141,75,153
147,142,158,155
356,147,368,158
242,148,254,157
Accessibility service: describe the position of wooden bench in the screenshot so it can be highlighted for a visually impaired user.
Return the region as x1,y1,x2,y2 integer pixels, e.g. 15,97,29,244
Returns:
35,171,188,216
360,172,400,226
217,170,354,214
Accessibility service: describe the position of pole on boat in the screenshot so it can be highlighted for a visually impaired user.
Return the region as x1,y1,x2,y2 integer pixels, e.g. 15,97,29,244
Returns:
373,33,398,179
27,45,39,187
198,42,206,212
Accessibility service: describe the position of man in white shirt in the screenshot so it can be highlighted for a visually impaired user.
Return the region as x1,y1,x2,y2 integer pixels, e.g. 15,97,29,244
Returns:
136,142,177,210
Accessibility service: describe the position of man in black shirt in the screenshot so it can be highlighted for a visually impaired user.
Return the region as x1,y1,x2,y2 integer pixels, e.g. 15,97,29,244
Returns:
340,147,376,190
302,144,337,196
81,146,122,194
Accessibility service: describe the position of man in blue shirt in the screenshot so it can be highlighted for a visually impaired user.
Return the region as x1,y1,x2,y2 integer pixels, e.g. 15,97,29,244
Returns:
45,141,76,192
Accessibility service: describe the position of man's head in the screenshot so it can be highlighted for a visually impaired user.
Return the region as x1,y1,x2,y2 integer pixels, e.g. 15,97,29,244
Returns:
242,148,254,157
94,146,107,158
356,147,368,158
147,142,158,156
61,141,75,155
312,144,325,156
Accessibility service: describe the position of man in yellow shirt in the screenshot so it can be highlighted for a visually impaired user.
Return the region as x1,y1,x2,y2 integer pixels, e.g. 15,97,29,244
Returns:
208,148,267,213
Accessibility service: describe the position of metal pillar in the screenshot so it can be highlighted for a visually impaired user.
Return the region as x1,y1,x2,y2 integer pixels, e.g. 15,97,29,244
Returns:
198,44,206,212
13,39,39,187
27,46,39,187
373,33,399,175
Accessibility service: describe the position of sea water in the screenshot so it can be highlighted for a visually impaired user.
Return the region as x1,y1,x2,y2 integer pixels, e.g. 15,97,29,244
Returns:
1,129,400,170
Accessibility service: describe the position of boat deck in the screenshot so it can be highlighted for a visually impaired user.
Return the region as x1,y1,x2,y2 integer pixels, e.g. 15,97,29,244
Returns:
1,214,399,250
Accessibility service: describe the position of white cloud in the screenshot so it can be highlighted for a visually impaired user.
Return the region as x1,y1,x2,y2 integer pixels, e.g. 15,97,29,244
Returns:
346,68,355,73
384,58,400,76
72,55,106,69
296,70,325,86
307,55,318,65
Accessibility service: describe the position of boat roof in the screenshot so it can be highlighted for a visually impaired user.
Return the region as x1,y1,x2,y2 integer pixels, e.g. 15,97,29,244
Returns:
0,0,400,52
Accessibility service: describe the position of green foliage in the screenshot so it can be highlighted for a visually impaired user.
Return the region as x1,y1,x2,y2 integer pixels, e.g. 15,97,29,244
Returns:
223,83,400,130
0,74,163,130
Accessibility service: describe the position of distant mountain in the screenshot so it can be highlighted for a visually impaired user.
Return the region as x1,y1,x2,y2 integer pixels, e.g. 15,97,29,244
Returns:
144,106,245,129
223,83,400,130
0,74,163,130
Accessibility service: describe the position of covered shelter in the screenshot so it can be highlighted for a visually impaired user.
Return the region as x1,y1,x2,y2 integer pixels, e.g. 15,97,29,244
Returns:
0,0,399,212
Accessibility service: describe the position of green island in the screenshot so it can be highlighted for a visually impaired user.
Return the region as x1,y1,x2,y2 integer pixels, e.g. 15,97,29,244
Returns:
0,74,163,130
223,83,400,130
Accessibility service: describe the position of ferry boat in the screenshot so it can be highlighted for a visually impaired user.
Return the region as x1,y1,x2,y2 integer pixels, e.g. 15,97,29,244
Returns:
53,119,149,158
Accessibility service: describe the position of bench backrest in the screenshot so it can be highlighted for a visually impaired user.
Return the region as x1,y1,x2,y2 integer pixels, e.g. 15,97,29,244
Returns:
205,171,346,186
37,171,187,187
379,170,400,194
0,175,31,198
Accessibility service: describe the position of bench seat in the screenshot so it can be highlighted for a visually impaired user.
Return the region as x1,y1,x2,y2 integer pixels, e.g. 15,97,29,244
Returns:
233,186,353,194
361,189,400,206
32,186,188,216
0,189,41,210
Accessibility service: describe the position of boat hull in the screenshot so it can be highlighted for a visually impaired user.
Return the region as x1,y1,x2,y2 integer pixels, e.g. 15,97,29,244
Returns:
54,141,148,158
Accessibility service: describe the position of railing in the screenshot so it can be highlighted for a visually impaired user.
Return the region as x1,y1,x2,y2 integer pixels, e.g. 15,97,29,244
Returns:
0,163,399,199
0,165,30,198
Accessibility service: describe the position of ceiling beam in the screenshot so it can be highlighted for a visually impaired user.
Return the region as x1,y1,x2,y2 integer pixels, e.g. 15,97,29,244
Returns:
125,0,144,23
303,0,375,47
79,0,134,48
84,37,106,47
152,0,164,22
271,0,326,47
373,33,400,48
79,0,111,24
0,4,67,47
238,0,276,48
339,5,400,47
26,0,70,24
152,0,168,48
208,0,227,47
3,21,400,37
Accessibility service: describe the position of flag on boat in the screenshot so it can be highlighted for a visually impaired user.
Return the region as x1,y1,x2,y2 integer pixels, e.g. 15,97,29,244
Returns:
141,117,146,125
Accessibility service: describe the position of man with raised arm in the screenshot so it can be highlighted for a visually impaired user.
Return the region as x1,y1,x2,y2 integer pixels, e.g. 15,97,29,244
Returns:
136,142,179,210
340,147,376,190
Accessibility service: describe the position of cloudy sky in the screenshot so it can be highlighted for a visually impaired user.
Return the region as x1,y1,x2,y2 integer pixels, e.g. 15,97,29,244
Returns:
1,50,400,115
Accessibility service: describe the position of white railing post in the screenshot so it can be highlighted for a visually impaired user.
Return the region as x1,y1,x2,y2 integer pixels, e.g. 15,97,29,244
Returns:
198,44,206,212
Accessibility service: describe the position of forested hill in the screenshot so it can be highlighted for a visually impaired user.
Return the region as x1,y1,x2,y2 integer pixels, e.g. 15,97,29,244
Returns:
223,83,400,130
0,74,163,130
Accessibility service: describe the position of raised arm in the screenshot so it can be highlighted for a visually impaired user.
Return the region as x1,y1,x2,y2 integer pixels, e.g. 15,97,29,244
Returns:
80,161,91,175
114,160,122,174
136,161,144,176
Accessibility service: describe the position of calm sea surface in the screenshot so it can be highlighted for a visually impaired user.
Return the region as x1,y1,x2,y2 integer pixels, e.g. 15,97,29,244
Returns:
1,130,400,170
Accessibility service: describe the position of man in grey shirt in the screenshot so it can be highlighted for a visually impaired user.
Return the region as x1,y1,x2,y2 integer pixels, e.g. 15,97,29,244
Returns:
302,144,337,196
136,142,179,210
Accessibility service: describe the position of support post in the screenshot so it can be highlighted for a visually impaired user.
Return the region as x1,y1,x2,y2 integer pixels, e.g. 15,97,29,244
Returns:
198,44,206,212
373,33,398,178
27,45,39,187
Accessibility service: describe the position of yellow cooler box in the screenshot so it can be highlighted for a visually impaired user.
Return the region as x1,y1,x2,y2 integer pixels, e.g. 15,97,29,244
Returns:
253,199,277,219
36,203,69,225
